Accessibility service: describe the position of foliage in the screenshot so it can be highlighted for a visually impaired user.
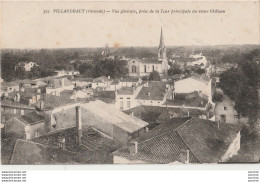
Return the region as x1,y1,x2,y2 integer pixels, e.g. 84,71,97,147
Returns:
148,71,160,81
219,49,260,126
168,66,182,76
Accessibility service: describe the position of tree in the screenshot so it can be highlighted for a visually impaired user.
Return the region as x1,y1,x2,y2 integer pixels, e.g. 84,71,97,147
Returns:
219,49,260,128
168,67,182,76
149,71,160,81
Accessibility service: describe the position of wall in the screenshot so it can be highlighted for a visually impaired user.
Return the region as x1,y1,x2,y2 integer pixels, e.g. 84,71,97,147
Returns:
81,108,114,137
220,131,241,162
1,106,34,116
5,117,26,139
113,124,129,145
175,78,212,101
113,155,147,164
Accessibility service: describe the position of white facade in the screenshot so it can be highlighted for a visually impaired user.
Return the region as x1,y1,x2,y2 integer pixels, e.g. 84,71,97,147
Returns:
114,85,143,111
174,77,212,101
128,59,168,77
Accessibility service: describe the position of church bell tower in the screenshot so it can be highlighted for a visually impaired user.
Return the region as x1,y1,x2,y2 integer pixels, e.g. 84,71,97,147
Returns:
158,27,167,61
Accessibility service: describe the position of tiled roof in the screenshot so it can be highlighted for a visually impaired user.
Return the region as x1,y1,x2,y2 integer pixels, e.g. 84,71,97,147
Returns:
34,94,78,109
1,99,35,110
18,111,47,125
177,118,242,163
1,82,19,87
121,77,139,82
117,87,135,95
49,78,73,89
165,93,209,108
191,74,211,83
114,118,241,164
136,81,166,101
138,58,162,64
113,119,199,164
9,88,38,99
93,76,111,83
10,139,79,164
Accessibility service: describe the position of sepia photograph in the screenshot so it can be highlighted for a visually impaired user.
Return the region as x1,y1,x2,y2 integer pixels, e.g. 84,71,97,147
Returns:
0,1,259,167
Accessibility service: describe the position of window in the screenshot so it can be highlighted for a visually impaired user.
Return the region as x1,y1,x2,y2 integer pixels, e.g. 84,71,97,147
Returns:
21,109,24,115
224,106,227,110
153,65,155,71
220,114,226,122
120,101,123,110
132,65,137,73
35,131,40,137
120,97,123,99
127,101,130,108
144,65,147,73
127,97,130,99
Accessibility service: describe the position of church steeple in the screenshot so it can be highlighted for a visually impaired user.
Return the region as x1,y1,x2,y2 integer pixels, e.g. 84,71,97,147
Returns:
158,27,166,61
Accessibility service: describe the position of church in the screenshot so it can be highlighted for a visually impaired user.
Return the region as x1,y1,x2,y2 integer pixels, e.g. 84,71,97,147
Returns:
128,27,169,77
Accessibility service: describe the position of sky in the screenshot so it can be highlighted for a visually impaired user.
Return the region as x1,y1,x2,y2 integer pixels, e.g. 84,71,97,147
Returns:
1,1,260,49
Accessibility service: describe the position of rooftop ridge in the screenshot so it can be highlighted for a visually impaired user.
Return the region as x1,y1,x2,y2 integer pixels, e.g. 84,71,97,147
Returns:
137,118,192,145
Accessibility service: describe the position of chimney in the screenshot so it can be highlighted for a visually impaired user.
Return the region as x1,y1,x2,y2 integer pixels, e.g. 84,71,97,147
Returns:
36,94,41,101
37,88,41,93
108,76,110,79
206,111,210,119
61,78,65,88
187,111,190,117
129,141,138,155
21,87,25,92
39,101,44,109
148,92,151,96
129,111,134,116
75,106,82,145
58,137,66,150
217,120,220,130
180,149,190,164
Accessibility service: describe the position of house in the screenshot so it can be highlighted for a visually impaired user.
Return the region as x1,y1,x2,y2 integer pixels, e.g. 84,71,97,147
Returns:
4,111,49,140
46,78,74,96
174,74,212,102
135,81,173,107
15,62,39,71
215,93,247,124
1,99,35,116
187,53,208,69
120,77,142,87
113,118,242,164
106,80,122,91
7,88,42,106
1,82,20,96
71,77,93,88
115,85,143,110
91,76,112,89
54,70,80,77
164,91,210,111
128,28,168,77
81,100,149,145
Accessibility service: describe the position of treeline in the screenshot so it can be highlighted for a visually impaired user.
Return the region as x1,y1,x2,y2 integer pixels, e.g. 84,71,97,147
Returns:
1,49,80,81
219,49,260,126
79,59,128,79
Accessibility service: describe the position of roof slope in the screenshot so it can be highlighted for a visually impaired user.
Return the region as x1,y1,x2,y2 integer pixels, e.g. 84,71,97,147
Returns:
177,118,242,163
136,82,166,101
10,139,78,164
81,100,148,133
114,118,241,164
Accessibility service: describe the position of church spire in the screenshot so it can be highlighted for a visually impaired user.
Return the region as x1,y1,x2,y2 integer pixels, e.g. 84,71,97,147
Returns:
158,26,166,60
159,26,165,49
